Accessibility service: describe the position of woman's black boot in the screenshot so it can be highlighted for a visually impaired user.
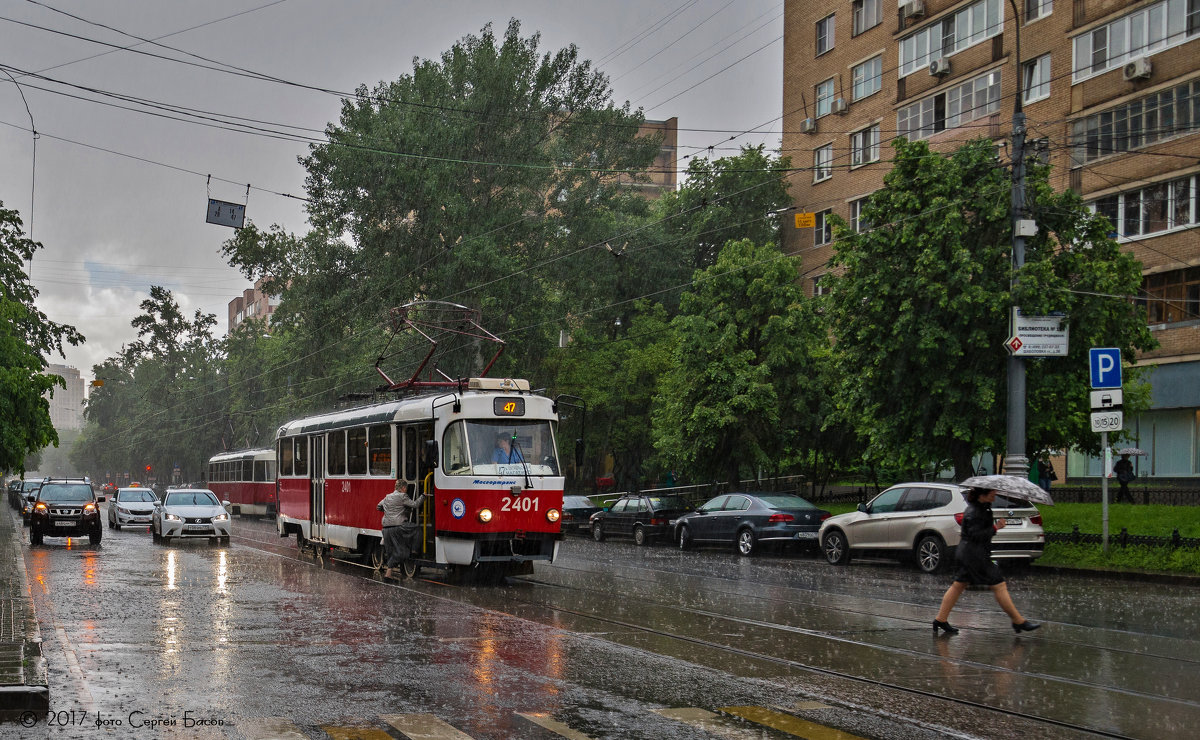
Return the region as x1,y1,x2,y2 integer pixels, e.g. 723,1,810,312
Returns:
1013,620,1041,633
933,619,959,635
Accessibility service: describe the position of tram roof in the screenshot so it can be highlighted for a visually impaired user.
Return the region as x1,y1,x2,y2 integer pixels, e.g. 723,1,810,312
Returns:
208,447,274,462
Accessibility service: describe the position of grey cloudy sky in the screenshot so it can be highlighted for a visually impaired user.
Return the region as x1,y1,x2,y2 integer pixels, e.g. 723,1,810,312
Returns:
0,0,783,381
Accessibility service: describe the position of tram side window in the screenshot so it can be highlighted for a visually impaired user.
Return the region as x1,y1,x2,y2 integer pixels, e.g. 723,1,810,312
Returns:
254,460,269,482
243,459,253,482
443,421,469,475
294,438,308,476
279,441,294,477
369,425,392,476
328,430,347,476
347,427,368,475
404,427,417,481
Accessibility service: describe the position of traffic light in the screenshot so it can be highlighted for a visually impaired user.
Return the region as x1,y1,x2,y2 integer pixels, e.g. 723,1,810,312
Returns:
146,465,152,473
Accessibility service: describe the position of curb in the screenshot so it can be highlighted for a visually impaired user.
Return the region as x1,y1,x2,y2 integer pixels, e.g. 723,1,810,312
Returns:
0,510,49,718
1033,563,1200,586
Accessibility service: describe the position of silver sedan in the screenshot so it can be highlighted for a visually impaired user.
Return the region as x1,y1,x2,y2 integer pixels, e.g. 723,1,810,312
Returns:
108,487,159,530
152,489,231,545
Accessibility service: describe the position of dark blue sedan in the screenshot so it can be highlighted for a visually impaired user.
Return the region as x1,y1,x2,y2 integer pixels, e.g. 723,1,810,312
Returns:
673,493,830,556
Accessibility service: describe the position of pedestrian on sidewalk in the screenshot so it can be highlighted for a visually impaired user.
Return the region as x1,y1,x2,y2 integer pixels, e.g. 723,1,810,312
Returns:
377,479,425,578
933,486,1040,635
1114,454,1136,503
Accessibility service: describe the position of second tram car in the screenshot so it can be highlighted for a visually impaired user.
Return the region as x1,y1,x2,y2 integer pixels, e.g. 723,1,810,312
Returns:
207,448,277,516
274,377,564,577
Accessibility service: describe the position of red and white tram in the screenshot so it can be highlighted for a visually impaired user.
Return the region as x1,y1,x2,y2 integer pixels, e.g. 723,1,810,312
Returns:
207,448,277,517
274,377,564,577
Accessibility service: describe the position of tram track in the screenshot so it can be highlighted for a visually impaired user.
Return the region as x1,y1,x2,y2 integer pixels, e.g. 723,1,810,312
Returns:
229,522,1171,739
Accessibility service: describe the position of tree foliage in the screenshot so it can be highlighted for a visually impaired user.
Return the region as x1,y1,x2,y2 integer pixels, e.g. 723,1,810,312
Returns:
825,138,1155,481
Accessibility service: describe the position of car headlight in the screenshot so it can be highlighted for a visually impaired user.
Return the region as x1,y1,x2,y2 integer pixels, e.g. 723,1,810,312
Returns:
546,509,560,522
212,513,229,522
478,508,493,523
163,513,182,522
34,502,46,511
84,503,96,512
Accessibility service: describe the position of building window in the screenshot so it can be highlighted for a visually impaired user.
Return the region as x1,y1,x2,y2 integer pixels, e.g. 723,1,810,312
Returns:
814,144,834,182
1089,176,1196,239
1025,0,1052,22
898,0,1003,78
1022,54,1051,103
1072,0,1197,82
817,14,835,56
1070,80,1200,166
816,78,836,117
1140,267,1200,324
898,70,1001,141
850,197,871,233
852,56,883,100
850,124,880,167
853,0,882,35
815,209,833,246
812,274,828,296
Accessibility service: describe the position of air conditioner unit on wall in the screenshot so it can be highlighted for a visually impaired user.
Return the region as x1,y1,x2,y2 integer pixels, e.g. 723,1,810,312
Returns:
929,57,950,76
1123,57,1152,81
832,98,848,114
900,0,925,18
801,117,816,134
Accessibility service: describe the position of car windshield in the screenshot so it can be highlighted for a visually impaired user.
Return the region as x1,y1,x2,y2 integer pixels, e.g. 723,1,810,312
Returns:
564,496,594,507
22,482,40,492
119,490,158,503
38,484,93,502
164,491,219,506
756,494,816,509
648,495,689,510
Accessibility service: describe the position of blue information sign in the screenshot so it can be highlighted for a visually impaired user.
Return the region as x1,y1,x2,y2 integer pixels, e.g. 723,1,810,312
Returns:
1089,347,1122,389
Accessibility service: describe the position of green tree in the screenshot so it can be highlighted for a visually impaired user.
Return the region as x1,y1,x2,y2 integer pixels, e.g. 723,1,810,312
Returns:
0,204,83,474
652,239,826,487
825,138,1155,481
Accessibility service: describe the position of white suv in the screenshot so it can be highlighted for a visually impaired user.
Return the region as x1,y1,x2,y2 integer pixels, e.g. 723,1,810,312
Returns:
818,482,1045,574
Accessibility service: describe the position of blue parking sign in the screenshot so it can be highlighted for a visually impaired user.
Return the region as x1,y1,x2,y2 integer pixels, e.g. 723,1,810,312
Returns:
1089,347,1122,389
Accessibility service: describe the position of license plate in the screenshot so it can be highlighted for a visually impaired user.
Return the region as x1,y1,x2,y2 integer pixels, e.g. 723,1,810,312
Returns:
794,531,819,539
185,525,209,531
1006,517,1023,525
54,521,75,527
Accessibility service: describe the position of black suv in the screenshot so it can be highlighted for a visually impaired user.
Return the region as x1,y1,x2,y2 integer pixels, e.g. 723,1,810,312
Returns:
29,478,105,546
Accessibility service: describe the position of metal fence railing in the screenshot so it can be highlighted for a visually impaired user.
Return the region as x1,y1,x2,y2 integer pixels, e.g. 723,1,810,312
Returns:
1046,525,1200,549
1047,486,1200,506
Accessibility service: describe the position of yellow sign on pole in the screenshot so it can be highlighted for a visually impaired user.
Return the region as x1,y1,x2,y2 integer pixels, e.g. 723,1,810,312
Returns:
794,213,815,229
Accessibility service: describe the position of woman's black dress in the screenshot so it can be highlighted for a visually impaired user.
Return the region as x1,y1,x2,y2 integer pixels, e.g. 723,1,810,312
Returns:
953,500,1005,586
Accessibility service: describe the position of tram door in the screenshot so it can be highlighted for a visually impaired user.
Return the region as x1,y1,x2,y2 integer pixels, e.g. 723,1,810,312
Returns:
310,435,325,542
402,425,434,553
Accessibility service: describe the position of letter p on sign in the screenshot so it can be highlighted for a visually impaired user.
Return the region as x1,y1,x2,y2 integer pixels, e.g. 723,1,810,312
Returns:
1089,347,1122,389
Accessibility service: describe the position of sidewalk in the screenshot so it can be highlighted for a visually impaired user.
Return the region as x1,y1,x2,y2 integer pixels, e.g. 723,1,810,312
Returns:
0,509,48,719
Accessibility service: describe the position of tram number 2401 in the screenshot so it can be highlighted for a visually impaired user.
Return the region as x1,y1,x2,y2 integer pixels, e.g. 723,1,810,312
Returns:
502,496,540,512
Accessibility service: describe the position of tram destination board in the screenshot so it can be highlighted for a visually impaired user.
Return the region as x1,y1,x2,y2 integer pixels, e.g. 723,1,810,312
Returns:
494,397,526,416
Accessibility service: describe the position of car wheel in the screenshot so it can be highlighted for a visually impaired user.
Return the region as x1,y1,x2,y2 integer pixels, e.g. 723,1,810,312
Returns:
592,522,605,542
114,521,121,531
678,525,693,550
822,529,851,565
916,534,947,574
152,527,160,543
736,528,756,556
90,528,102,546
107,518,114,530
30,528,42,546
633,525,647,546
220,536,230,546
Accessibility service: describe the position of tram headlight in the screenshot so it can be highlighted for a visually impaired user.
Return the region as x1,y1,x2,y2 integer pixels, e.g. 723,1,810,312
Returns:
478,508,493,523
546,508,560,523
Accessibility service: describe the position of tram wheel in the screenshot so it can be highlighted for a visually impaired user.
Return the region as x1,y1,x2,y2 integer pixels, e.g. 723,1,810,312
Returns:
367,541,385,570
402,559,419,579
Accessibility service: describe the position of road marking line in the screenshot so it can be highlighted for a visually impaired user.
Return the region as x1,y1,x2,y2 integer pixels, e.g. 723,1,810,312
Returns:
720,706,866,740
320,725,395,740
381,713,474,739
515,711,592,739
54,624,95,714
654,708,767,739
238,716,308,739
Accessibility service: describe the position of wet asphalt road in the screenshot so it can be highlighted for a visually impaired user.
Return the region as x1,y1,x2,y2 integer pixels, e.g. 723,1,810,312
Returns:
8,506,1200,739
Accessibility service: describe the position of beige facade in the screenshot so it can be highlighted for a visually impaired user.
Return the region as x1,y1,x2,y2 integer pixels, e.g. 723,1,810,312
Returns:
783,0,1200,477
227,276,278,335
615,117,679,198
46,364,85,431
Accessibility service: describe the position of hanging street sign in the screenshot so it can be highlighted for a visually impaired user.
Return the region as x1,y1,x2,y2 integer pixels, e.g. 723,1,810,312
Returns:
1005,308,1069,356
207,198,246,229
794,213,815,228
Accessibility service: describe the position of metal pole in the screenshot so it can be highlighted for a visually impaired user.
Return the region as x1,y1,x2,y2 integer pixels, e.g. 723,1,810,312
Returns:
1101,432,1110,552
1002,0,1029,479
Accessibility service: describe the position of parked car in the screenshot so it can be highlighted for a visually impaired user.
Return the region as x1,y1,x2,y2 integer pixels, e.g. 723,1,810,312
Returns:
108,487,160,530
152,489,231,545
590,493,693,546
29,478,104,546
19,480,43,525
818,482,1044,574
673,492,831,556
7,480,23,510
561,495,602,534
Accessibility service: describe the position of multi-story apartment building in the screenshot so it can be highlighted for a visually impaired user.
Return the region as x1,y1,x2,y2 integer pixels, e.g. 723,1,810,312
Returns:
45,363,85,431
782,0,1200,479
227,276,278,335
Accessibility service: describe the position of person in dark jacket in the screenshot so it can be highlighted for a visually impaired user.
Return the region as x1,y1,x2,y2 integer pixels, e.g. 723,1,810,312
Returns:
1113,454,1136,503
376,479,425,578
933,487,1040,635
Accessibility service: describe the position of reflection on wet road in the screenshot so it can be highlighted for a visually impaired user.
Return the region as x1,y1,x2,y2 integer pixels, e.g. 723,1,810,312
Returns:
12,508,1198,739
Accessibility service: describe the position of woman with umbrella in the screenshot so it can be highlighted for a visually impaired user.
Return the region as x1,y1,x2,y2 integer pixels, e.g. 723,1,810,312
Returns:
933,476,1043,635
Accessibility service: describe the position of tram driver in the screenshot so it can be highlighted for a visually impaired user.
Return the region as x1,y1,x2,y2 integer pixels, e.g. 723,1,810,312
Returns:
492,431,525,465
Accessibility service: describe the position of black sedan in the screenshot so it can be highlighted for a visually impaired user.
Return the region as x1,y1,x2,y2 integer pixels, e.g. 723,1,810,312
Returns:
561,495,602,534
673,492,830,556
590,493,693,546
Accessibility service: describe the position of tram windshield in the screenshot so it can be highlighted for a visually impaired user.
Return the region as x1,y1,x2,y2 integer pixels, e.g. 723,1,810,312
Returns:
443,419,560,476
